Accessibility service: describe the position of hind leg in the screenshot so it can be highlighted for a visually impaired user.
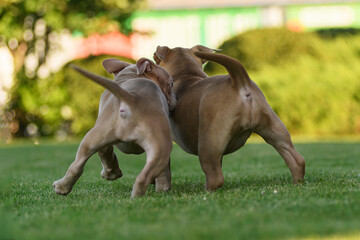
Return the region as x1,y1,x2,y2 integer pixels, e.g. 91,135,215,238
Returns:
255,112,305,183
53,126,115,195
98,145,122,181
131,138,172,197
131,153,170,197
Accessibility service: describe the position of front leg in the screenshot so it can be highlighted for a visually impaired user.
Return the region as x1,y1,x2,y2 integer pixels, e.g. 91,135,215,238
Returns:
198,151,224,191
198,126,226,191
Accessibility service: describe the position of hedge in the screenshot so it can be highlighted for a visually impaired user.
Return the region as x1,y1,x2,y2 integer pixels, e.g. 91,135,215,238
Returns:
204,28,360,135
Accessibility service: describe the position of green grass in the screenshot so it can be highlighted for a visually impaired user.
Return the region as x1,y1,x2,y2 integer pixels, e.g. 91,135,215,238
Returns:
1,140,360,240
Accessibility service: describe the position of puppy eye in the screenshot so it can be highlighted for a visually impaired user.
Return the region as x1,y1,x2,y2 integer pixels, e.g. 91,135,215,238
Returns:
170,83,173,88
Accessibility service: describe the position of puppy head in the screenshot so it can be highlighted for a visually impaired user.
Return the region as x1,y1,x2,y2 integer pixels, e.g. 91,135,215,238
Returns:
136,58,177,111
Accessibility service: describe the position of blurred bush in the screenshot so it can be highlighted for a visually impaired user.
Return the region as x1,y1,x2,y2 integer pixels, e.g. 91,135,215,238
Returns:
205,28,360,135
1,0,144,140
6,28,360,139
7,55,134,139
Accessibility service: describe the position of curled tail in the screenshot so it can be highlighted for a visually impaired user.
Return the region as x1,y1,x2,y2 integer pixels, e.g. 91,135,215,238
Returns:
194,51,250,88
71,65,135,104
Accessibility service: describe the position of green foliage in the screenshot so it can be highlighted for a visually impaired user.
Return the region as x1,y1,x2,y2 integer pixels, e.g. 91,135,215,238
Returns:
316,27,360,39
0,0,145,39
1,0,143,137
9,55,135,137
205,28,322,73
205,28,360,135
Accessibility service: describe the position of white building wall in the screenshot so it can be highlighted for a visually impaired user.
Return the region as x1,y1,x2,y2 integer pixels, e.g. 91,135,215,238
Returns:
0,46,14,110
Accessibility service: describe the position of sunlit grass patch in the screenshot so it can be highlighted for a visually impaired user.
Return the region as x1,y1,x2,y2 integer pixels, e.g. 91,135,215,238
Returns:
1,141,359,240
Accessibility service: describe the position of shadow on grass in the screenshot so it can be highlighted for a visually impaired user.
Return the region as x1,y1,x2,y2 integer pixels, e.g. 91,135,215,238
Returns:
144,169,360,198
141,174,296,197
15,168,357,200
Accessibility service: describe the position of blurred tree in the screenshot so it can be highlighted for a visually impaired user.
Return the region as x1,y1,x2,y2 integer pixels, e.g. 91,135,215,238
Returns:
33,55,135,138
0,0,144,137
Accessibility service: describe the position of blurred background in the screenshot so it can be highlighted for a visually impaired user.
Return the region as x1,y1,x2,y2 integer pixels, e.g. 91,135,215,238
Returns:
1,0,360,143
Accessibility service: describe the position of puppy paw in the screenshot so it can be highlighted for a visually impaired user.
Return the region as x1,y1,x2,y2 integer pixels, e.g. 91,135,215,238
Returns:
155,180,171,192
131,188,145,198
101,168,123,181
53,179,72,195
131,182,146,198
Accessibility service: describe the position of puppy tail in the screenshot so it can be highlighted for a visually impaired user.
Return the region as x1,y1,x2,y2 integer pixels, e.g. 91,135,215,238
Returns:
194,51,250,89
71,64,135,104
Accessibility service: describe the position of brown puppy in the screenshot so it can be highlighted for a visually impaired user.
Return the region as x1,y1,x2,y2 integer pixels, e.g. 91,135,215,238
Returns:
153,45,305,191
53,58,176,197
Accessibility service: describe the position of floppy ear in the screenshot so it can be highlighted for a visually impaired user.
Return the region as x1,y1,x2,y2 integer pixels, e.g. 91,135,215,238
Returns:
136,58,152,75
191,45,221,64
103,59,131,76
154,46,169,64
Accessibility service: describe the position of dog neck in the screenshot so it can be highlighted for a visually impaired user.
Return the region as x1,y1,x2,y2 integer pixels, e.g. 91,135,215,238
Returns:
171,68,207,92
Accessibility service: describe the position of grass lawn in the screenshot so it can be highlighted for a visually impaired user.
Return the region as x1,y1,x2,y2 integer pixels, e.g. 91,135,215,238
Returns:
1,140,360,240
